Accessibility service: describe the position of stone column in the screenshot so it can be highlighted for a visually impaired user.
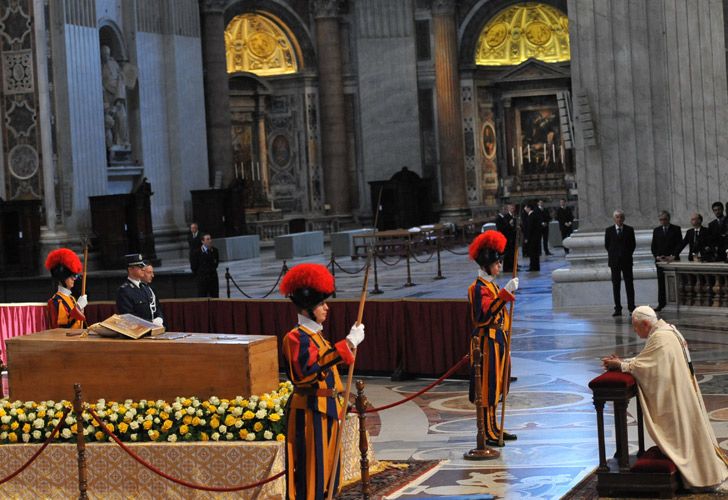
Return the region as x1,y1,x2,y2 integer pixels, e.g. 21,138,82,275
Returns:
199,0,233,187
432,0,468,216
312,0,350,215
256,95,270,195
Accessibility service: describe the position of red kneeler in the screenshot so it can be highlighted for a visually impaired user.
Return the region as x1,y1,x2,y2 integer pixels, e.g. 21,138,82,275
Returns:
589,371,680,498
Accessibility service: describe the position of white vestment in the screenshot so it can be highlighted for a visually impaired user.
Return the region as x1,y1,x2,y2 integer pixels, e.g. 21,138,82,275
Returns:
623,319,728,488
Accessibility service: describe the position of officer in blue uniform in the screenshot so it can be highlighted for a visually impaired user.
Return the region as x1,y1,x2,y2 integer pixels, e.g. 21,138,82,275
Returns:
116,254,165,327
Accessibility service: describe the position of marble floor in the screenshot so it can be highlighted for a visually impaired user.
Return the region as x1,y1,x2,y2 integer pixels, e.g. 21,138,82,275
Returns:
159,243,728,498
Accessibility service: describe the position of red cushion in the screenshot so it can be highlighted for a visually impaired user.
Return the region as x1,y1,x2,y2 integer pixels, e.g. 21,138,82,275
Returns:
588,371,636,389
631,446,677,474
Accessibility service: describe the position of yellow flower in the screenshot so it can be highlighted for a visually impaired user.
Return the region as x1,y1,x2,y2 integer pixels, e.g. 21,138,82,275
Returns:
241,400,249,407
253,422,263,432
191,416,201,426
161,420,173,432
118,422,128,434
0,408,6,417
183,415,192,425
118,406,127,414
238,429,248,439
224,415,236,427
200,432,209,441
70,423,78,434
269,413,281,422
22,423,30,434
276,433,285,442
146,408,157,416
10,422,18,431
243,411,255,420
55,411,64,419
37,410,45,418
210,418,220,429
105,423,114,433
183,399,192,407
160,412,169,420
94,431,104,441
8,433,17,443
149,430,160,441
16,409,24,415
179,425,189,435
143,420,153,430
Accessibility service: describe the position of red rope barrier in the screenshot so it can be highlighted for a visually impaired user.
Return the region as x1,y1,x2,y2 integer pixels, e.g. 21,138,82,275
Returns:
87,408,285,492
362,355,469,414
0,406,71,486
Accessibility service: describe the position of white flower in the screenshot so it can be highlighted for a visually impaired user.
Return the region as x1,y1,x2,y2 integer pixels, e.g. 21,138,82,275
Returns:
209,397,220,405
54,402,63,410
82,413,91,422
125,411,135,420
216,407,225,415
225,432,233,440
85,425,94,435
0,432,6,440
198,419,206,426
9,408,16,416
155,400,165,407
274,405,281,412
167,434,177,443
153,417,160,424
109,413,118,422
246,432,255,441
273,398,281,406
212,432,220,441
129,421,139,430
17,413,26,422
255,409,266,419
131,433,138,441
1,416,11,424
51,419,59,427
174,411,183,420
61,428,72,439
45,431,51,438
21,433,30,443
64,416,75,426
186,407,195,415
250,395,259,403
234,420,243,428
263,430,273,440
218,425,227,434
32,430,41,440
232,407,243,417
247,401,256,410
28,412,36,421
33,418,44,429
196,409,203,417
172,402,182,412
258,401,267,410
192,399,200,408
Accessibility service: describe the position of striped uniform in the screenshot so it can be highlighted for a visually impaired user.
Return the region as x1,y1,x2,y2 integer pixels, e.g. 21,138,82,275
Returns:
47,291,85,329
282,324,354,500
467,276,514,442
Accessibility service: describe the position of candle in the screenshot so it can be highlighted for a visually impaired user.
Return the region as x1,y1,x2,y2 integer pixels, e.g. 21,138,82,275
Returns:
560,144,565,164
527,144,531,163
552,144,556,163
241,161,245,179
519,146,523,166
256,162,261,182
511,147,515,167
543,143,546,162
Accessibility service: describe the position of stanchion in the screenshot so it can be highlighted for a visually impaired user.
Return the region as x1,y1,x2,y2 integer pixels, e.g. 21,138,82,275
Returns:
434,233,445,280
371,247,383,295
464,338,499,460
330,254,337,298
281,260,289,274
404,242,415,287
355,380,370,500
73,383,89,500
225,268,231,298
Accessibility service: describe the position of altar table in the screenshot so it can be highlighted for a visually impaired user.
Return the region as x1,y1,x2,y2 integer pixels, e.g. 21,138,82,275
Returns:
6,330,278,402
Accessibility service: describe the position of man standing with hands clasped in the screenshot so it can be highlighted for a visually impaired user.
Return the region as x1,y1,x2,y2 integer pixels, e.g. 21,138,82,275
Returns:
191,233,220,298
605,210,636,316
650,211,682,312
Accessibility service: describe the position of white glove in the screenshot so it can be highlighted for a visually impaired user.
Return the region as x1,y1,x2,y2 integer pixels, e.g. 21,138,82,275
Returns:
346,323,365,348
504,278,519,293
76,295,88,310
152,317,164,327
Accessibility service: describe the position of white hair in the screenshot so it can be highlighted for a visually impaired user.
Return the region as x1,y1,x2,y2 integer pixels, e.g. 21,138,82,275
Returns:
613,209,625,218
631,305,658,325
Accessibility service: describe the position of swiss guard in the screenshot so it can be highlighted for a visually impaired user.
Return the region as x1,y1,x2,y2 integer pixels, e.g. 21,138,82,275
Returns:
45,248,88,329
280,263,365,500
468,230,518,446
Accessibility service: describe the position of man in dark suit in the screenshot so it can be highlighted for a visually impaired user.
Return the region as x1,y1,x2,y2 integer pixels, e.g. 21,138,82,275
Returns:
187,222,202,269
556,199,575,254
495,204,517,272
523,202,541,271
708,201,727,262
605,209,636,316
116,254,165,325
536,199,552,255
190,233,220,298
650,211,682,311
680,213,710,262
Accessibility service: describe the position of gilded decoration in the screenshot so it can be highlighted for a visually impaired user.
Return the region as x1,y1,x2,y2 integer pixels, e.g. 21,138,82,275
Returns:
225,13,300,76
476,2,570,66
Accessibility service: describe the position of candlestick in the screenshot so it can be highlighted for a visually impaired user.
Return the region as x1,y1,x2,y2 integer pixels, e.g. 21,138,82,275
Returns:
519,146,523,166
527,144,531,163
241,161,245,179
560,144,565,164
256,162,261,182
552,144,556,163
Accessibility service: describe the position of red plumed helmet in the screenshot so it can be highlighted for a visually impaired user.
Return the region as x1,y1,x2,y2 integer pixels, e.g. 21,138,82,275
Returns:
469,230,507,268
280,263,335,310
45,248,82,283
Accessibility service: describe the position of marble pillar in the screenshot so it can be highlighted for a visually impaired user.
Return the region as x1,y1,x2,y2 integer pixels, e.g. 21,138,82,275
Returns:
200,0,233,188
555,0,728,308
432,0,468,217
312,0,350,215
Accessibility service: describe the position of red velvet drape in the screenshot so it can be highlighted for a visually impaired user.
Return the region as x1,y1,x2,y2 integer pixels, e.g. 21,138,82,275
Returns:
3,299,472,377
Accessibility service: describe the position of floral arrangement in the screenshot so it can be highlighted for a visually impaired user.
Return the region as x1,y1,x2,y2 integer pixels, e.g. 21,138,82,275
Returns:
0,382,291,445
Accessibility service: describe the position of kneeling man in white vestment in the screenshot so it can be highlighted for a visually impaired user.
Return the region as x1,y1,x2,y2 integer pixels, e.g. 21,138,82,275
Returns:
602,306,728,490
